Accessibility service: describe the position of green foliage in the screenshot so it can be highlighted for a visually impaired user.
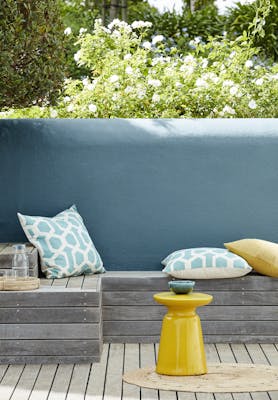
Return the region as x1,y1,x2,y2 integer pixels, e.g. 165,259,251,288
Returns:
142,5,225,53
226,0,278,60
3,18,277,119
0,0,66,109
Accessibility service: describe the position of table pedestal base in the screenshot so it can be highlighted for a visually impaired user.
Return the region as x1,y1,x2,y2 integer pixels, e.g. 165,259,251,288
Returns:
156,311,207,376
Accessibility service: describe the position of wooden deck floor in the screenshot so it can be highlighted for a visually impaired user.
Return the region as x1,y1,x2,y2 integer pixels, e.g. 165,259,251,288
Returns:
0,343,277,400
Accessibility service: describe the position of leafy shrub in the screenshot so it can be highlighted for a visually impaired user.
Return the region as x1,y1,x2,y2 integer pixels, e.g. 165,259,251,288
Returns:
226,0,278,60
0,0,66,109
140,5,225,52
3,14,278,119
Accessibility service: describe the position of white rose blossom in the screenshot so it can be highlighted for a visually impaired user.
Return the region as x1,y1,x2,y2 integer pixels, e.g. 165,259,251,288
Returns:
50,109,58,118
67,104,75,112
86,84,95,91
223,105,236,115
108,19,130,31
125,66,133,75
79,28,87,35
248,100,257,109
152,35,165,45
223,80,234,87
180,64,194,74
124,54,132,60
195,78,208,88
201,59,208,68
137,89,146,99
64,27,72,35
175,82,183,88
142,41,152,50
148,79,162,87
82,78,90,87
88,104,97,113
109,75,119,83
152,94,160,103
255,78,263,86
63,96,71,103
125,86,133,94
230,86,238,95
184,55,195,63
131,21,152,29
245,60,254,68
74,50,81,63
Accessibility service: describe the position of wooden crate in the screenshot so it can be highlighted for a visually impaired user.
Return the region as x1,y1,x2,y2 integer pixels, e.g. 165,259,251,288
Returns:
0,243,38,277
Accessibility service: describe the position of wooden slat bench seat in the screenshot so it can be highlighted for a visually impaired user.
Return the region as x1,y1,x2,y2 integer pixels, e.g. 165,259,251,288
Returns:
0,275,102,364
101,271,278,344
0,270,277,364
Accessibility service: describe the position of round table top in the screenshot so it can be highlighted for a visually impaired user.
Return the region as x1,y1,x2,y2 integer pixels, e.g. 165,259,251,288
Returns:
153,292,213,307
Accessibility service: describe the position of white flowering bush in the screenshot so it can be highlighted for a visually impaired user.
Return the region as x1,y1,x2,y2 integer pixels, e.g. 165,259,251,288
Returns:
2,13,278,118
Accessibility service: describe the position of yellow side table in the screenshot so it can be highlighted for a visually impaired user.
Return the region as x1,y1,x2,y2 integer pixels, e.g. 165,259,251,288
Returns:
154,292,213,376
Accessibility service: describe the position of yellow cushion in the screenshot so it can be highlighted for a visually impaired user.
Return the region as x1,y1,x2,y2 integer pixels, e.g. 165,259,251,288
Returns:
224,239,278,277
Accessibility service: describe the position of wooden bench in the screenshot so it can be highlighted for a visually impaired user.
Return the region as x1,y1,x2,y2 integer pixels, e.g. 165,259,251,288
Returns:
0,268,277,364
101,271,278,344
0,275,102,364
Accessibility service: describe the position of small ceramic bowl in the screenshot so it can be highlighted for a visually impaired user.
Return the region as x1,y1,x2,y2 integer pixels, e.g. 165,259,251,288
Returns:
168,280,195,294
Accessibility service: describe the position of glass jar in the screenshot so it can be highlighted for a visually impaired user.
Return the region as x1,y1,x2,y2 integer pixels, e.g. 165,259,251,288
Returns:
12,244,29,279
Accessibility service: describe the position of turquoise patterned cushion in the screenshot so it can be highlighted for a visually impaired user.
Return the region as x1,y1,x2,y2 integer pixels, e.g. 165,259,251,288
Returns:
162,247,252,279
18,205,105,278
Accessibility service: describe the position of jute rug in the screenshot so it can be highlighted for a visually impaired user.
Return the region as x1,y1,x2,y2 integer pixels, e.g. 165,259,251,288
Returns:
123,363,278,393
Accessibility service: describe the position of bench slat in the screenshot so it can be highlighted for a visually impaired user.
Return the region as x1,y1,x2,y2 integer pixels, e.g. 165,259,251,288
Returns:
102,273,277,291
0,339,100,356
103,291,278,306
0,307,99,323
103,305,278,321
0,291,100,307
0,323,100,339
103,320,278,336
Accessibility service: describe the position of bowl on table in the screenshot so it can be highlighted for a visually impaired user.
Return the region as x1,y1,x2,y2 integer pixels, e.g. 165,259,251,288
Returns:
168,280,195,294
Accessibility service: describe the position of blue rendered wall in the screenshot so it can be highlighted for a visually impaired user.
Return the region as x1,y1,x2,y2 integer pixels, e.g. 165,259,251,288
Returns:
0,119,278,270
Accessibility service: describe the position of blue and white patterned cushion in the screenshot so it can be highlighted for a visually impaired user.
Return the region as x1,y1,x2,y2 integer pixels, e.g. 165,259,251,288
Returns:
162,248,252,279
18,205,105,278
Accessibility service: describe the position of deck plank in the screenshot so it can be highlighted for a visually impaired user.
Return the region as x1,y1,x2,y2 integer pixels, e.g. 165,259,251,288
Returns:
67,276,84,289
103,343,124,400
216,344,252,400
85,344,109,400
52,278,69,288
67,363,91,400
140,343,159,400
205,344,232,400
154,344,176,400
258,344,278,400
122,343,140,400
230,345,269,400
40,278,53,286
0,365,25,400
10,364,41,400
0,342,277,399
0,365,8,382
85,343,109,400
82,275,100,290
47,364,74,400
29,364,57,400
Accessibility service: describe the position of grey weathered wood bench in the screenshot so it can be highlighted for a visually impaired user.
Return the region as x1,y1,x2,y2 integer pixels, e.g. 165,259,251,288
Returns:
1,239,277,363
0,275,102,364
102,271,278,344
0,270,277,364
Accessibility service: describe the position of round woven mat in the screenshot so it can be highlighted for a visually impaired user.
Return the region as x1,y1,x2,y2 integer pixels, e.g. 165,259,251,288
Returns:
123,363,278,393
